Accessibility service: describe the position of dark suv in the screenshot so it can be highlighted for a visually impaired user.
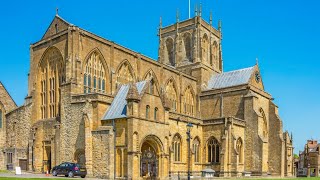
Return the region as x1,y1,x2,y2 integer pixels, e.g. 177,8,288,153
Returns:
52,162,87,178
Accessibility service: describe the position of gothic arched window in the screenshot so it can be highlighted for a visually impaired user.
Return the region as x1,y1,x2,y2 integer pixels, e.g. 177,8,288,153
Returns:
236,138,243,163
144,70,158,95
0,109,2,128
184,87,194,116
193,137,200,163
149,79,154,95
183,33,192,62
146,105,150,119
166,79,178,112
154,107,158,121
201,34,209,63
173,134,182,162
208,137,220,163
39,47,65,119
212,42,218,67
166,38,175,66
84,52,106,94
116,61,134,88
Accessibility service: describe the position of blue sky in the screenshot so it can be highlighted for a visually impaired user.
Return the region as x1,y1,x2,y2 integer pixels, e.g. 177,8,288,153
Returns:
0,0,319,153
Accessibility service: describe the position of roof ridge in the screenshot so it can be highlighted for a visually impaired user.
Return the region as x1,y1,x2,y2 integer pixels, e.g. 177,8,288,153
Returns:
55,14,72,25
222,66,255,74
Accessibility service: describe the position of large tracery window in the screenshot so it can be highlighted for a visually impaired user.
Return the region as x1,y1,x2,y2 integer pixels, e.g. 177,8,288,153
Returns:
166,79,178,112
208,137,220,163
173,134,182,162
183,87,194,116
236,138,243,163
40,47,65,119
193,137,200,163
116,61,134,88
84,52,106,94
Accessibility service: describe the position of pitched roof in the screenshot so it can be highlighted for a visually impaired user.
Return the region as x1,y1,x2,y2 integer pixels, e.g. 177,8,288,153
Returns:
207,66,255,90
102,81,147,120
0,81,17,111
41,15,72,40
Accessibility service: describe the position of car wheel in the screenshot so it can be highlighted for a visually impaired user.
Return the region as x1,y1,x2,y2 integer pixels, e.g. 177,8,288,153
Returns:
68,171,74,178
52,170,57,176
81,175,86,178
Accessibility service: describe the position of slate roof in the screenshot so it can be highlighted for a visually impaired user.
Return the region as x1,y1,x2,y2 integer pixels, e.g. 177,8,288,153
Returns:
102,81,147,120
207,66,255,90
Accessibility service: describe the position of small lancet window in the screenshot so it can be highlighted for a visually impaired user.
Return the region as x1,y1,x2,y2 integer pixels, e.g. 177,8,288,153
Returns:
154,107,158,121
146,105,150,119
55,24,58,33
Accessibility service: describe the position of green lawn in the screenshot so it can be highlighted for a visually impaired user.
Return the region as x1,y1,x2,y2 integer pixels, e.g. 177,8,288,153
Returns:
242,178,320,180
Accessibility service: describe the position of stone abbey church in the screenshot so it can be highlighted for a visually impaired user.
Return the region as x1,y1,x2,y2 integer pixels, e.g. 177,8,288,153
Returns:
0,9,294,179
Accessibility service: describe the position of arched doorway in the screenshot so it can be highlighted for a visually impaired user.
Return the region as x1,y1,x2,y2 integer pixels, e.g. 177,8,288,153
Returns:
140,139,160,179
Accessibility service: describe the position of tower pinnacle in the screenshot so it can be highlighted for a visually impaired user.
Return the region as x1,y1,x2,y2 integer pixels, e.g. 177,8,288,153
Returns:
210,11,213,25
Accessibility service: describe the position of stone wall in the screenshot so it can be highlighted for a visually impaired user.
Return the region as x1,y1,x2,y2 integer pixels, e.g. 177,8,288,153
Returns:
268,101,284,176
4,102,32,169
92,126,114,179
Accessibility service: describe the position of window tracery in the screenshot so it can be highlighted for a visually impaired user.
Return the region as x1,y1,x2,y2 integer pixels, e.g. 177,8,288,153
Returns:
165,79,178,111
173,134,182,161
208,137,220,163
183,87,194,116
116,62,134,87
84,52,106,93
40,47,65,119
193,137,200,163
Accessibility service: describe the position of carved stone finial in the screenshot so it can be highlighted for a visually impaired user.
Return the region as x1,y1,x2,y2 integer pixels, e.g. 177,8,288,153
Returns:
56,7,59,15
126,83,140,102
199,3,202,17
210,11,213,25
195,4,198,16
218,20,222,31
176,9,180,22
256,57,259,65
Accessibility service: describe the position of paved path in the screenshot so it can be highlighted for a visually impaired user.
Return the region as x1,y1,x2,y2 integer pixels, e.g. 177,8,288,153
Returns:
0,172,100,179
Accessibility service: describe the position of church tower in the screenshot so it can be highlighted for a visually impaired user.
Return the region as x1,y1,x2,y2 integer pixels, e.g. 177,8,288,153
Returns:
158,6,223,90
